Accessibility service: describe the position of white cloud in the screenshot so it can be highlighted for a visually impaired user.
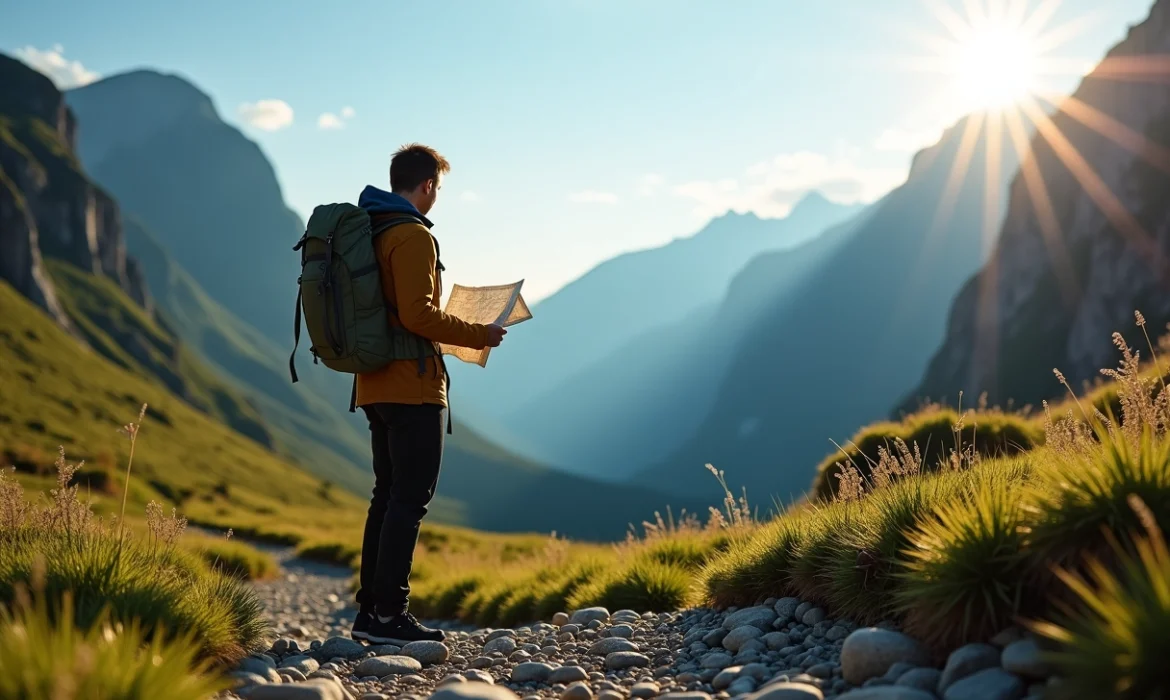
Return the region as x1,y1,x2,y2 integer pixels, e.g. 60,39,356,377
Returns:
317,113,344,130
460,191,482,202
340,106,356,119
873,126,944,153
568,190,620,204
673,150,905,219
238,99,294,131
14,44,99,89
635,173,665,197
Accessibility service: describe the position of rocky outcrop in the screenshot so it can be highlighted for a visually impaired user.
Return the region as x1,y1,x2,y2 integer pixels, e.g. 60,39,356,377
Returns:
0,52,148,312
0,168,65,323
909,0,1170,408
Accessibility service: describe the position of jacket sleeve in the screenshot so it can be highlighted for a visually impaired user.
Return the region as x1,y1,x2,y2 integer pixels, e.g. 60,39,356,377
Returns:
390,226,490,349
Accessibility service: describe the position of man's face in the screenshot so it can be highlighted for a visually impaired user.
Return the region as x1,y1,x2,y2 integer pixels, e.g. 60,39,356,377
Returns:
418,174,442,215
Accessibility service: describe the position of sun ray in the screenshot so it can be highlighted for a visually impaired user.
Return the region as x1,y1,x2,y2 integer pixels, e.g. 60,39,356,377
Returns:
1019,97,1170,278
1035,92,1170,174
1031,12,1102,56
1018,0,1065,39
921,0,977,43
963,0,989,29
1002,106,1080,305
973,109,1004,403
1005,0,1030,28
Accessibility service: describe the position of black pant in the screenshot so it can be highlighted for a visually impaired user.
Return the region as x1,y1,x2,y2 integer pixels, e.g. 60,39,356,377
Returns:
355,402,446,616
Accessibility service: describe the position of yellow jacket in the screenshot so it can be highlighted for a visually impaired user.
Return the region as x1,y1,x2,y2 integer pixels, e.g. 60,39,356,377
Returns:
355,222,488,407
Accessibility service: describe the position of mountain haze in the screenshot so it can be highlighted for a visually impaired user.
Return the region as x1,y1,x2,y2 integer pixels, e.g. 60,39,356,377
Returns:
635,112,1025,502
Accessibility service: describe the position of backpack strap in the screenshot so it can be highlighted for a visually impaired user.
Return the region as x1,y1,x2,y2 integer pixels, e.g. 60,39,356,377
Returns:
289,286,302,383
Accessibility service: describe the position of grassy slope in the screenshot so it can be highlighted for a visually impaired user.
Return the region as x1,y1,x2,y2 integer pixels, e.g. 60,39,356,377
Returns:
0,278,370,542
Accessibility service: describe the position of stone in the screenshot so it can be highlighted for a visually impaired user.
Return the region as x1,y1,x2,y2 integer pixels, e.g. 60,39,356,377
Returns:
367,644,403,656
561,683,594,700
591,637,640,655
360,694,388,700
806,663,834,679
659,694,714,700
825,627,849,643
1001,639,1049,679
280,655,320,676
242,678,354,700
597,692,624,700
278,669,307,682
801,609,826,626
440,674,467,686
554,612,571,626
609,624,635,639
427,684,523,700
354,655,422,677
746,683,824,699
727,677,758,695
990,627,1027,648
840,628,930,685
271,639,295,656
402,640,451,665
724,606,778,632
740,663,771,682
230,671,272,688
485,637,519,655
835,688,937,699
723,626,764,653
487,629,517,641
471,657,495,669
238,656,284,683
631,681,660,698
606,651,651,670
551,666,590,684
943,668,1025,700
773,599,801,624
511,662,556,682
713,666,743,690
317,637,368,661
464,669,496,684
762,632,791,651
700,651,734,669
894,668,941,693
939,643,1000,692
570,607,612,626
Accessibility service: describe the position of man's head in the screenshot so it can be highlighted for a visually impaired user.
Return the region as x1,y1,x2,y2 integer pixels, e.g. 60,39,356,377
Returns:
390,143,450,216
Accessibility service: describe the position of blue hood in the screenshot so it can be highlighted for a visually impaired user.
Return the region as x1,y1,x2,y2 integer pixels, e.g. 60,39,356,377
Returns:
357,185,433,228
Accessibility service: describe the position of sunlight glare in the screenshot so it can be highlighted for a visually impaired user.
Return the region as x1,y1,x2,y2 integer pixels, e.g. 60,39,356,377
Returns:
954,24,1038,110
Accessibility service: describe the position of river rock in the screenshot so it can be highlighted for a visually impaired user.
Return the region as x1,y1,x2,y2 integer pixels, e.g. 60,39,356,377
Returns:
942,668,1025,700
561,683,594,700
723,606,778,631
939,643,1000,692
895,668,941,693
511,662,556,682
605,651,651,669
238,656,284,683
590,637,639,655
836,688,937,699
427,684,522,700
550,665,590,684
570,607,611,626
840,628,930,685
354,655,422,677
243,677,353,700
747,683,824,699
1001,639,1049,679
403,641,451,665
317,637,368,661
631,681,660,698
485,637,518,655
279,655,320,676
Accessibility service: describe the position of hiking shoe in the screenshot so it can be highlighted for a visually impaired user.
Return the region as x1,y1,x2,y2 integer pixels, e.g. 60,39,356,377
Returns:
365,611,444,644
351,610,372,641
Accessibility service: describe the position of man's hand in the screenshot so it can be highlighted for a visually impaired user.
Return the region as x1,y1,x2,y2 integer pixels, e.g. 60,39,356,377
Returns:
485,324,507,348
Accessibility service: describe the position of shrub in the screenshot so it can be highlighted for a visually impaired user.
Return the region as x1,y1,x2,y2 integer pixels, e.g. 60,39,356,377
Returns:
813,406,1041,500
184,535,279,581
1031,496,1170,699
294,540,361,570
567,560,697,613
896,479,1033,648
701,514,809,608
0,590,229,700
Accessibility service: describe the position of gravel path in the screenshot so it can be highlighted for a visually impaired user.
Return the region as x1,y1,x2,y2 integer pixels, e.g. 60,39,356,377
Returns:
225,547,1055,700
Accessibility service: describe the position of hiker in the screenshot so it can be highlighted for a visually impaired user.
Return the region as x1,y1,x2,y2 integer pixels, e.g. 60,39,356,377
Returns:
348,144,507,644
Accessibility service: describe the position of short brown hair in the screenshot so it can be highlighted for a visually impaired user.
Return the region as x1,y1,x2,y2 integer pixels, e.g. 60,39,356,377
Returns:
390,143,450,192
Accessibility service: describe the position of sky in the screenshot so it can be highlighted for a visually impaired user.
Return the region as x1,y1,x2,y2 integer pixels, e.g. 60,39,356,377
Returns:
2,0,1156,301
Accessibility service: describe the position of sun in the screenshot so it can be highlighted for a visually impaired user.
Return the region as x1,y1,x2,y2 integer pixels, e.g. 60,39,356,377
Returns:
953,24,1038,110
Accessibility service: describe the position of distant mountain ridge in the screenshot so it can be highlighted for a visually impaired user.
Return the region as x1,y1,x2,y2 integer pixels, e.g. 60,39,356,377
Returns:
634,110,1026,502
908,0,1170,410
451,192,864,466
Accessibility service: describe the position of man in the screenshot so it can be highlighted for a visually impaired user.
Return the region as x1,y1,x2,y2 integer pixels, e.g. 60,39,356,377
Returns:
350,143,506,644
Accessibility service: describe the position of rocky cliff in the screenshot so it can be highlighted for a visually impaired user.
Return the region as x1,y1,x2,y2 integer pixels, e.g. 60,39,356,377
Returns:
909,1,1170,408
0,53,150,315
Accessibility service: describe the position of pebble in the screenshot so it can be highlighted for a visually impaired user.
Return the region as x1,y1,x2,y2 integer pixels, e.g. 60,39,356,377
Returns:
485,637,518,655
723,606,778,631
939,643,1000,692
590,637,640,655
550,666,590,684
510,662,555,682
894,668,941,693
631,681,660,698
723,625,764,652
570,607,611,626
748,683,824,699
840,628,930,685
605,651,651,670
942,668,1025,700
561,682,594,700
801,608,826,626
836,688,937,699
279,656,320,676
353,655,423,677
403,641,451,665
1000,639,1049,679
700,651,734,669
241,678,352,699
316,636,368,661
427,685,523,700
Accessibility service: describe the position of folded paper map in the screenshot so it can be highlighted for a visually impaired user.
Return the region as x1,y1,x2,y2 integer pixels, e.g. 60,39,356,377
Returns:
440,281,532,367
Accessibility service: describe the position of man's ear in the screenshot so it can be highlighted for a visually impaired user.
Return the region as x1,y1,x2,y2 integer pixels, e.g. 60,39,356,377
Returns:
424,178,435,194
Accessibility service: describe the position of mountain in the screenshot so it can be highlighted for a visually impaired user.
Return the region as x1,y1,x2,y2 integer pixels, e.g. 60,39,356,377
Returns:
62,67,690,539
909,0,1170,410
451,193,863,461
634,111,1024,503
507,208,872,479
66,70,302,345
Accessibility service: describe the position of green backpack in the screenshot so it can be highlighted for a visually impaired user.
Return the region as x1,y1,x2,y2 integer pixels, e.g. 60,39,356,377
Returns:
289,203,439,403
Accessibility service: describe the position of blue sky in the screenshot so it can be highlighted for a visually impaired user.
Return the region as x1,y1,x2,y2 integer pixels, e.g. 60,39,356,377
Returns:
2,0,1154,300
